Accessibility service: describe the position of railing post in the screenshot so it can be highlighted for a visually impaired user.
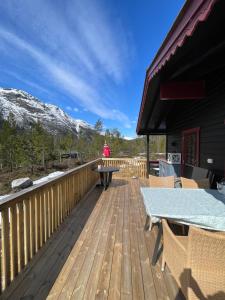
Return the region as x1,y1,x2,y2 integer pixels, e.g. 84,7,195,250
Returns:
146,135,150,178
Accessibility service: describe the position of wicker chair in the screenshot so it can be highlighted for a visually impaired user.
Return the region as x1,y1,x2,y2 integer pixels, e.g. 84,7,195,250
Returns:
145,175,175,231
149,175,175,188
180,177,210,189
162,219,225,299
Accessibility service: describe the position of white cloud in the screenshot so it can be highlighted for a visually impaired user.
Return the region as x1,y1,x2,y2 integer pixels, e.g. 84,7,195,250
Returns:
124,136,135,140
0,0,133,128
66,106,72,111
72,0,128,82
74,107,79,112
2,70,52,96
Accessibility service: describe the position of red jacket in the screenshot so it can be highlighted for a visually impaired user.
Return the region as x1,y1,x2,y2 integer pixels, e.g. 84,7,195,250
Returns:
103,144,111,157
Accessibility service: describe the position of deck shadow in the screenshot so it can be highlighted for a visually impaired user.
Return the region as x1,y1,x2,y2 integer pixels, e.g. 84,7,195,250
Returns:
111,178,129,186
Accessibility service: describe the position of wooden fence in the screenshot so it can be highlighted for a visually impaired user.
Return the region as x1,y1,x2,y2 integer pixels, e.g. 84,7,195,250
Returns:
102,158,147,178
0,159,100,293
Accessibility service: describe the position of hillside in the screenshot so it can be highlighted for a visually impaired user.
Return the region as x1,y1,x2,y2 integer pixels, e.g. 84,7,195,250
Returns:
0,88,93,136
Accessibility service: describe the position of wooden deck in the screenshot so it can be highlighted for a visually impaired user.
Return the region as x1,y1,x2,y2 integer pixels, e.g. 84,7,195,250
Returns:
2,178,184,300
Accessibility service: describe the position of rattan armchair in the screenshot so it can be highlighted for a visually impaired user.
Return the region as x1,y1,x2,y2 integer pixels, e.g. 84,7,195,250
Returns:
149,175,175,188
145,175,175,231
162,219,225,299
180,177,210,189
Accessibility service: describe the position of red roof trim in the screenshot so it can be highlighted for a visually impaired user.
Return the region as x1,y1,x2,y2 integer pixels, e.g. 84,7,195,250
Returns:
137,0,218,134
147,0,217,79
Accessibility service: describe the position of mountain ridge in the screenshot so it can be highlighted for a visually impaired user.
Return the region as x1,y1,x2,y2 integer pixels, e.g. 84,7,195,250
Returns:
0,87,93,136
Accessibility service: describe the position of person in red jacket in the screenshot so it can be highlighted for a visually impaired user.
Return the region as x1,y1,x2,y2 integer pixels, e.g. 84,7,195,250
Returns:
102,142,111,158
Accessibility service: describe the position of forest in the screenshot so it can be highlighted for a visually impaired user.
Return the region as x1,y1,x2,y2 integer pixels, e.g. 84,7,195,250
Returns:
0,115,165,194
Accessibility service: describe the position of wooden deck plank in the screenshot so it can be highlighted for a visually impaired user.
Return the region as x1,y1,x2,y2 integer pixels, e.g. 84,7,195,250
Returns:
108,183,125,300
131,181,157,300
2,178,181,300
27,188,101,300
70,186,115,299
56,187,113,299
121,184,132,300
138,179,172,299
129,182,145,300
83,185,119,300
139,179,184,300
95,187,119,300
46,187,105,299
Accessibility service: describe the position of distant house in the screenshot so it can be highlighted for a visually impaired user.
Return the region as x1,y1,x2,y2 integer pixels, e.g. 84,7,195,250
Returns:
61,151,83,162
137,0,225,183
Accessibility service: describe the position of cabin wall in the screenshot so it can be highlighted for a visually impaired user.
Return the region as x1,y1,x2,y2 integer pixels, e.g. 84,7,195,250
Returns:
166,69,225,178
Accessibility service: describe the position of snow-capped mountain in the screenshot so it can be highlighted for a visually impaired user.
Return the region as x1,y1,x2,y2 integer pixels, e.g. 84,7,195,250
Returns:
0,88,93,135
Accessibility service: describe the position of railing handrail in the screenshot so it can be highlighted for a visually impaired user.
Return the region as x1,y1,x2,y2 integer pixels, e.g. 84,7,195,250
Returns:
102,158,146,161
0,158,101,211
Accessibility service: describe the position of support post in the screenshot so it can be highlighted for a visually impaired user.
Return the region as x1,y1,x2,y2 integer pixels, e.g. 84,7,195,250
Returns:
146,135,150,177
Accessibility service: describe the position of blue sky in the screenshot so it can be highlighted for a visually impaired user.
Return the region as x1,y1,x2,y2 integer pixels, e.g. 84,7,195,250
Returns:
0,0,184,139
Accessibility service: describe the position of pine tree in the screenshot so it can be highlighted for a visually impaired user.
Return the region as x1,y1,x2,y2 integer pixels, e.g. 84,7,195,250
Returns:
0,113,19,171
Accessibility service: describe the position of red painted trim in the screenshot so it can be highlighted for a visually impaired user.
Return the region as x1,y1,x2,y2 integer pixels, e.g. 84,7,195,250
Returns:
160,81,205,100
136,75,149,134
147,0,218,79
137,0,217,134
181,127,200,175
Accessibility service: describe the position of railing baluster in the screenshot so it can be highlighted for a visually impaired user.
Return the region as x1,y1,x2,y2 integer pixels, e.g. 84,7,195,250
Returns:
23,199,30,265
1,209,10,291
29,196,35,259
59,182,63,223
39,192,43,248
35,193,40,253
61,180,65,220
44,189,48,243
17,202,24,273
51,186,55,232
47,188,51,238
9,204,17,281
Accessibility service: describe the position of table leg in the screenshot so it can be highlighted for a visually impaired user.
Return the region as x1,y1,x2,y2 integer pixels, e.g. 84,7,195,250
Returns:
100,173,104,186
152,222,163,266
103,172,108,190
108,172,112,183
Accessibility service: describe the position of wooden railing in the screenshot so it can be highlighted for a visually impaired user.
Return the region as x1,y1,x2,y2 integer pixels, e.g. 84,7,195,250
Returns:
0,159,100,293
102,158,147,178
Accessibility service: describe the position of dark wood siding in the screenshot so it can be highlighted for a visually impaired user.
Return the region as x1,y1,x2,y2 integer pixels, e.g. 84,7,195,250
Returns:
167,69,225,178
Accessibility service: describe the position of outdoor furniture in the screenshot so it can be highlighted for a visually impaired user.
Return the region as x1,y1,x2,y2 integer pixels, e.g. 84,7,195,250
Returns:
146,175,174,230
180,177,210,189
149,175,174,188
152,167,159,176
95,166,119,190
141,187,225,266
141,187,225,231
162,219,225,299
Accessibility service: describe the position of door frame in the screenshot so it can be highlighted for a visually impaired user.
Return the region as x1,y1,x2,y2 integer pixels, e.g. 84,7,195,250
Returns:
181,127,200,175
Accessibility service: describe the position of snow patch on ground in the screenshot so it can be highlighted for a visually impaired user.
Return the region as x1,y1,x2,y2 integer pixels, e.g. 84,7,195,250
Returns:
0,194,11,202
33,171,64,185
0,171,64,206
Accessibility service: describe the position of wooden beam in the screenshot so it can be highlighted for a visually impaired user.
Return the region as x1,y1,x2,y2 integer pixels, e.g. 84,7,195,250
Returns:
160,81,205,100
